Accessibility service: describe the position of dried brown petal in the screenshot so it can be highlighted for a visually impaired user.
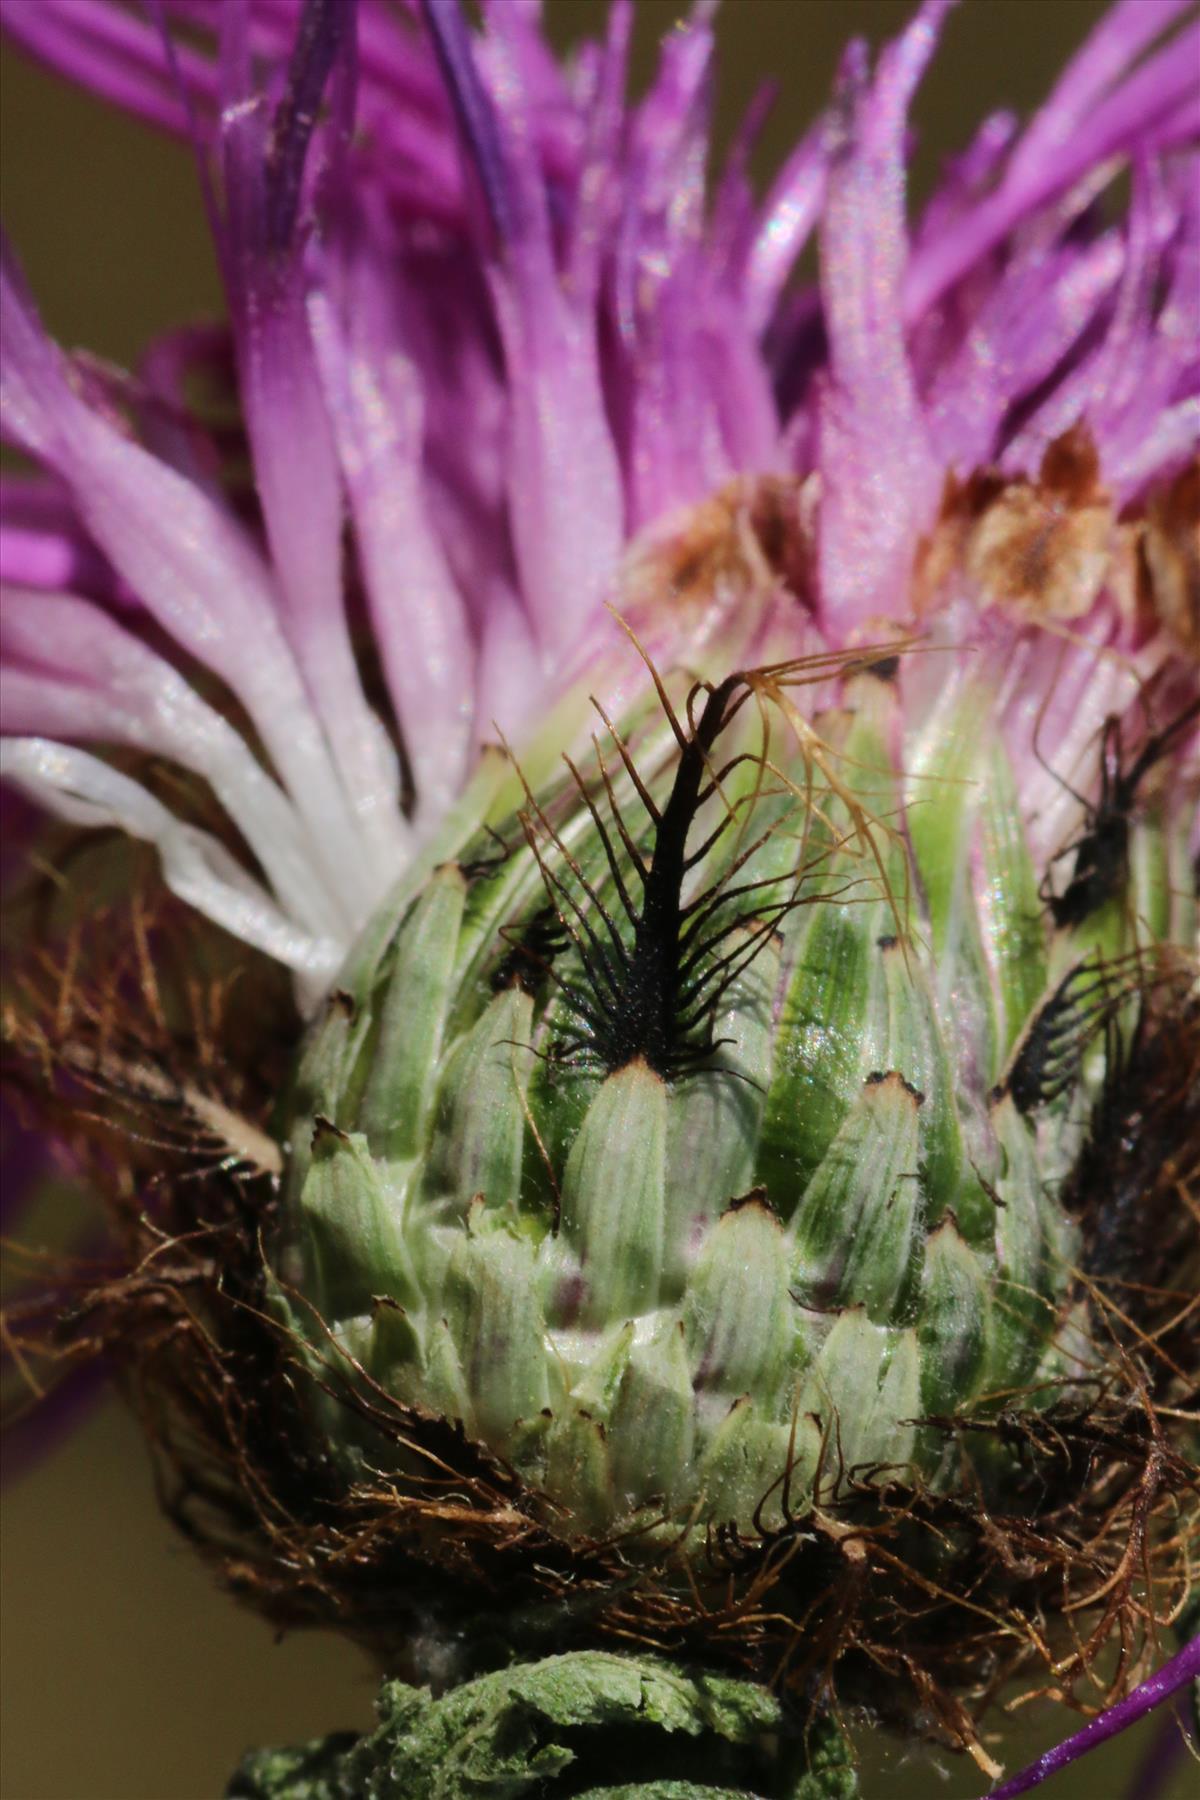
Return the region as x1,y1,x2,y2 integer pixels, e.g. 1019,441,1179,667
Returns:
965,429,1115,622
1142,461,1200,661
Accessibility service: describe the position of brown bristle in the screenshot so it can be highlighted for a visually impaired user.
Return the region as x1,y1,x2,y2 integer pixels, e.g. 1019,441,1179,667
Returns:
1070,967,1200,1310
3,819,1197,1773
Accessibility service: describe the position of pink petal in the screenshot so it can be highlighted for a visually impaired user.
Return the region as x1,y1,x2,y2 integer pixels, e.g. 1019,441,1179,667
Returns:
425,0,624,661
1,585,345,944
308,287,475,827
216,15,406,877
816,3,951,630
745,116,829,336
0,737,341,994
0,0,217,138
904,0,1199,319
0,247,373,924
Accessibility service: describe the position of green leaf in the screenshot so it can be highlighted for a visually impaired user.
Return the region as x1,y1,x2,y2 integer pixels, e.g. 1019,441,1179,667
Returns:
227,1734,360,1800
226,1653,852,1800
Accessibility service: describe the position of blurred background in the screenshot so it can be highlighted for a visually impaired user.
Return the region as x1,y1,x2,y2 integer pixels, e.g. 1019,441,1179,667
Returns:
1,2,1192,1796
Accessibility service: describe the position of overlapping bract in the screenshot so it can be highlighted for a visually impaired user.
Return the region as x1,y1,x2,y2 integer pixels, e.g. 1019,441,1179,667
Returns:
277,630,1193,1535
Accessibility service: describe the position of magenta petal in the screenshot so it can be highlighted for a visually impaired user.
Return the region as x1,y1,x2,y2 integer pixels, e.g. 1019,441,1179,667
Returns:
263,0,354,250
1123,1704,1194,1800
0,587,345,947
494,266,625,664
2,1345,108,1489
474,581,544,746
1002,161,1199,493
216,11,406,878
905,0,1198,318
708,80,777,289
1002,0,1194,192
0,523,84,593
816,4,950,630
308,288,475,827
915,107,1018,247
745,116,830,336
0,0,217,138
612,2,713,342
563,0,632,298
925,216,1126,477
0,475,124,600
2,0,1196,1004
609,6,736,524
420,0,514,240
0,249,370,922
135,323,235,488
427,0,623,660
1,732,344,982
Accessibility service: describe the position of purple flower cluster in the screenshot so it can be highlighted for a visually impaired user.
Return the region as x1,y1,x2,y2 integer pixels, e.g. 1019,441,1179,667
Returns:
2,0,1196,1011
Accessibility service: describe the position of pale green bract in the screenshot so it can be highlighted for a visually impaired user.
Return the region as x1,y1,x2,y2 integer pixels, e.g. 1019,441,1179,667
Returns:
274,648,1189,1541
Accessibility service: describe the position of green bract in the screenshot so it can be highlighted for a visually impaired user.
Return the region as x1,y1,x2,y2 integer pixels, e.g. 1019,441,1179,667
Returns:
275,650,1190,1542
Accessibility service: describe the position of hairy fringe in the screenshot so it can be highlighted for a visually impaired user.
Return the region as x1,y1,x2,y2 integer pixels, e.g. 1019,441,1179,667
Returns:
2,848,1197,1769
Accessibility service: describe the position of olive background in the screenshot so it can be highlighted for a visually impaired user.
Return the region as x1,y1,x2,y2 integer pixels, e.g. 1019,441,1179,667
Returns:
0,2,1192,1797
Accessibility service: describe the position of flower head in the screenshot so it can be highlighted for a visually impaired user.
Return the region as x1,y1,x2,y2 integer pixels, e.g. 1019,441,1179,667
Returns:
3,0,1195,990
1,0,1198,1791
